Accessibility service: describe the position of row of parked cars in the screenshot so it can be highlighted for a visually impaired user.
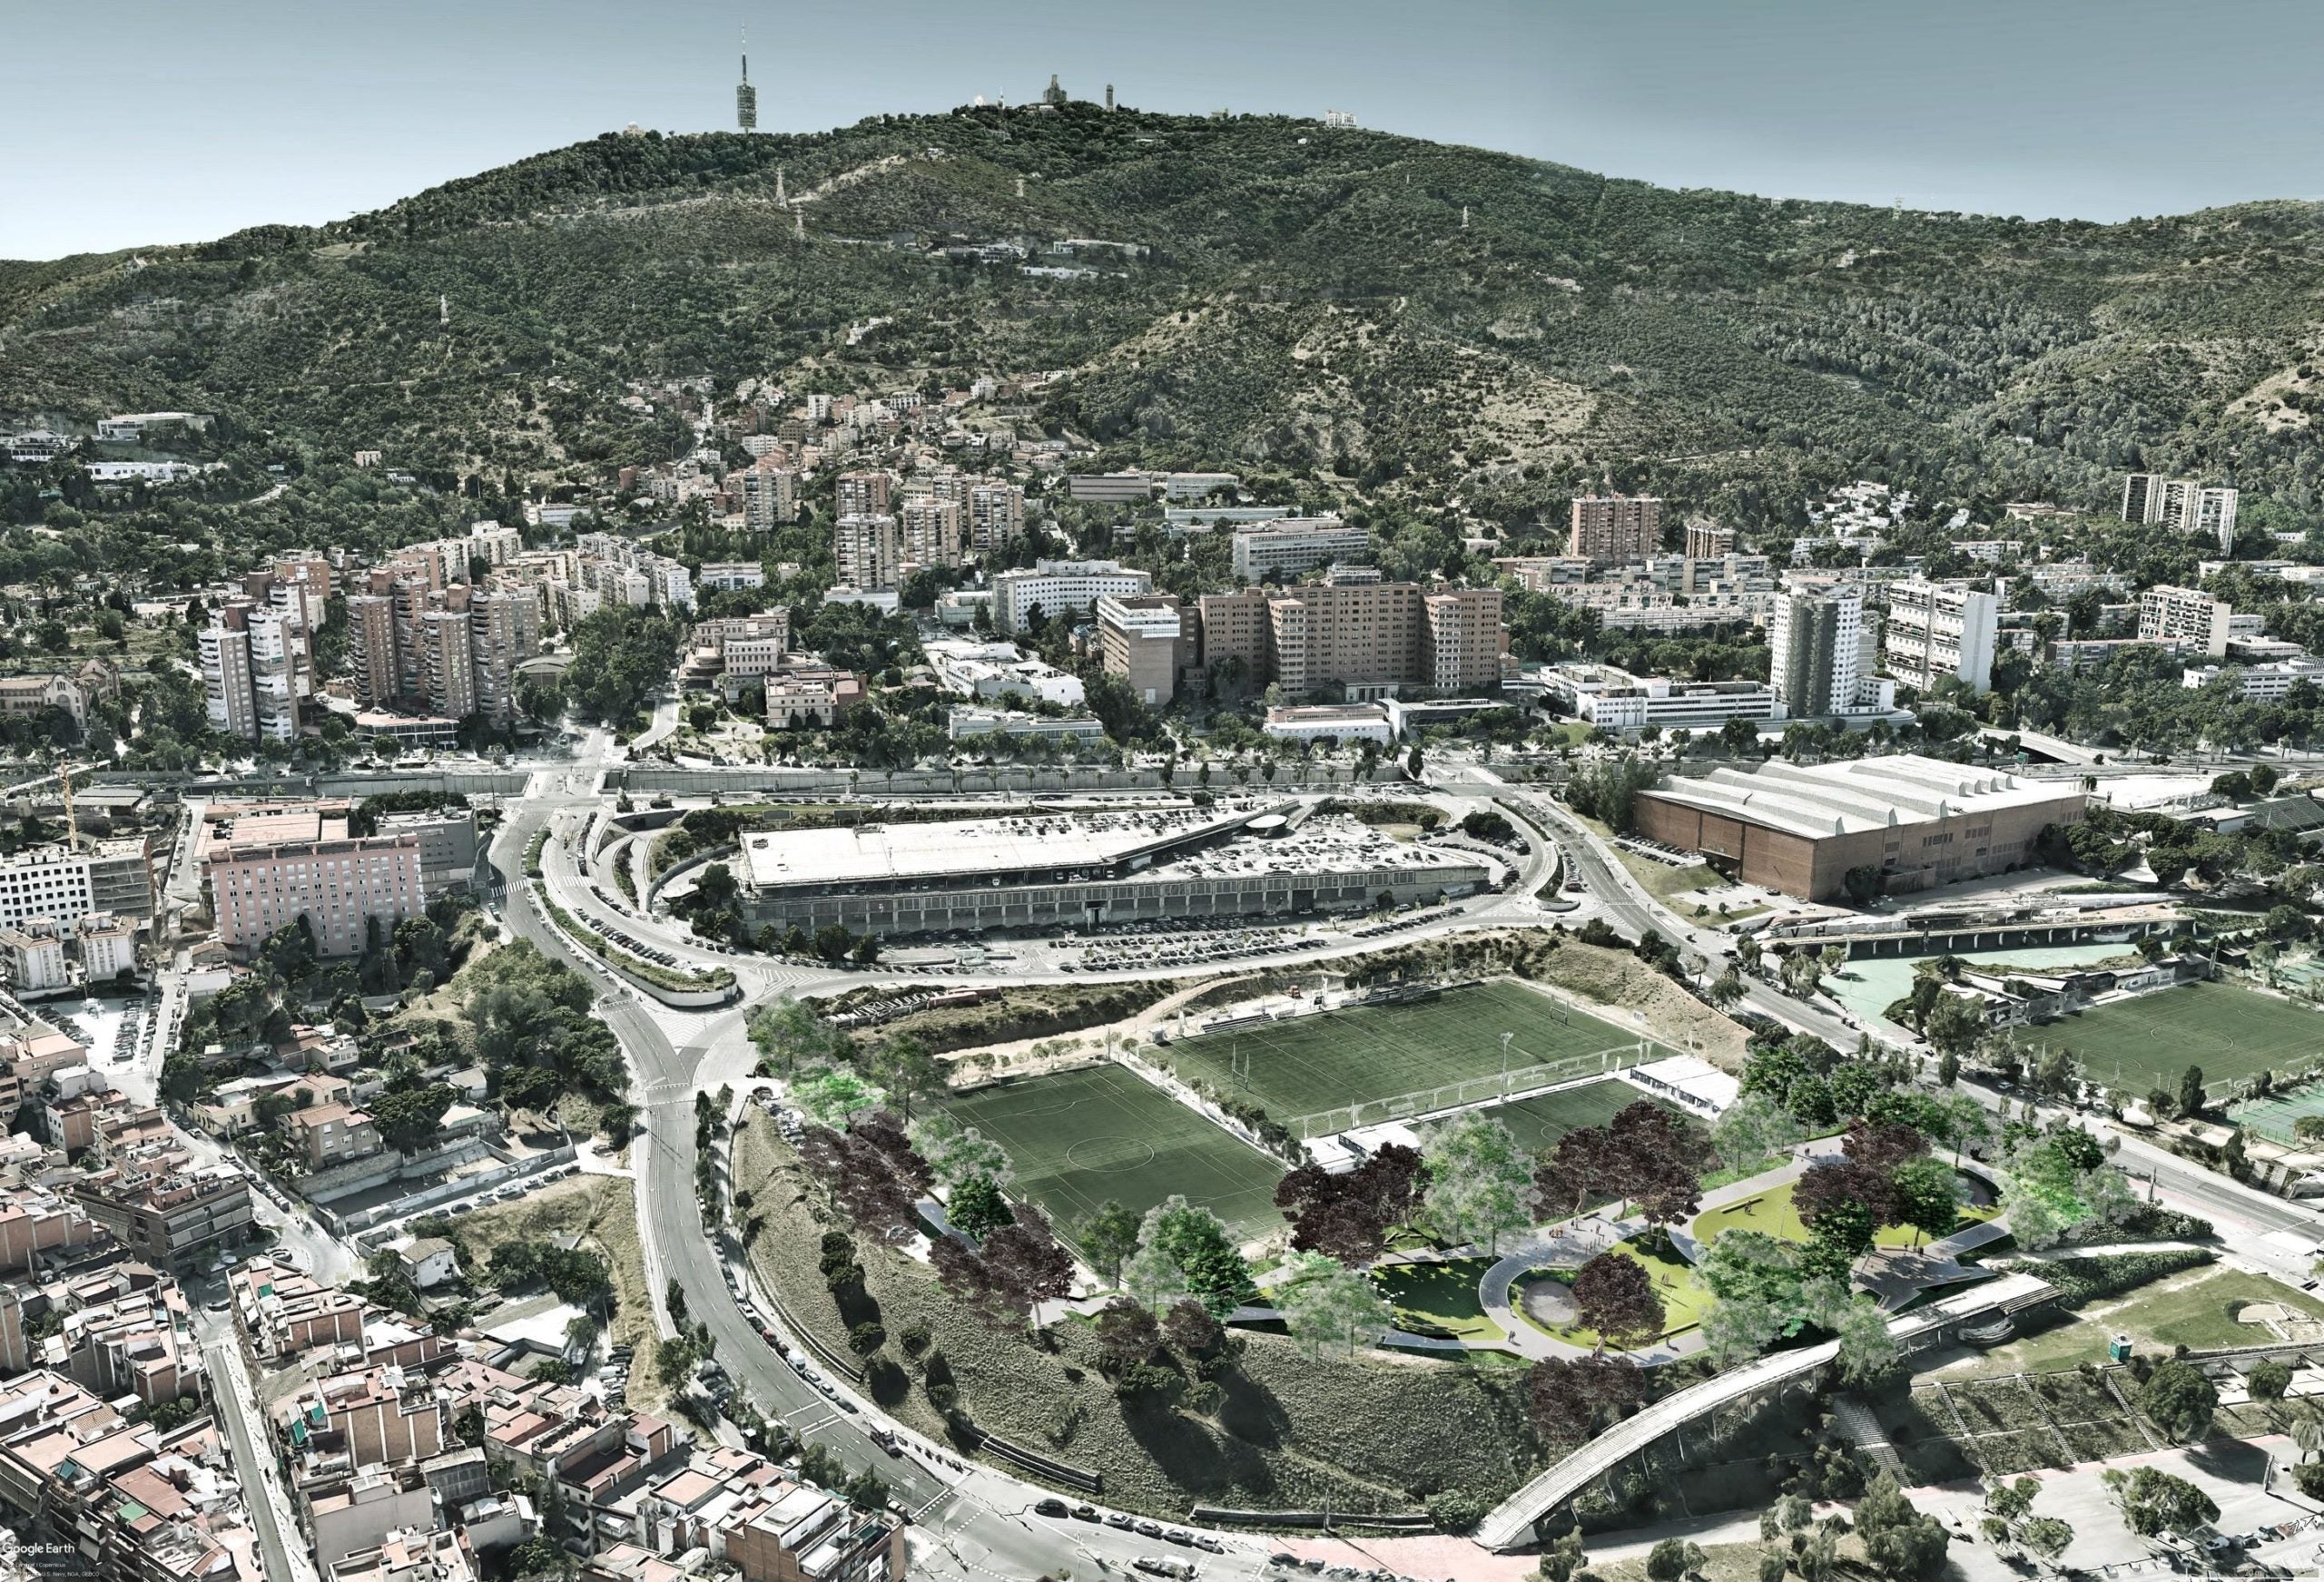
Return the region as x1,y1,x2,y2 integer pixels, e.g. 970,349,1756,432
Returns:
1070,927,1316,973
600,1342,635,1408
1033,1498,1225,1555
1266,1557,1441,1582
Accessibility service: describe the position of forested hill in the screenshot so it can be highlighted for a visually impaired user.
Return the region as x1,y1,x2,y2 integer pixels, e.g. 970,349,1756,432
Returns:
8,101,2324,534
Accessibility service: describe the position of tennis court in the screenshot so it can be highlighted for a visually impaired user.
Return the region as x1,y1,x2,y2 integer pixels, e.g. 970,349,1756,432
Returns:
2018,980,2324,1098
1160,981,1669,1131
942,1064,1285,1244
2230,1082,2324,1145
1470,1078,1665,1155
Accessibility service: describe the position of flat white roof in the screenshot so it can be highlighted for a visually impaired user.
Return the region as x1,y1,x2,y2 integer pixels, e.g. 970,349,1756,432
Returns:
739,808,1237,889
1640,753,2081,840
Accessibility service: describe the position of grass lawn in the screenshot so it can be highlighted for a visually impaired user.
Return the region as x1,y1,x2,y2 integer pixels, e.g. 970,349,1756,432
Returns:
1368,1257,1504,1343
941,1063,1285,1244
1469,1078,1668,1155
2025,979,2324,1098
1946,1265,2324,1378
1161,981,1670,1128
1692,1175,1997,1250
1521,1236,1710,1349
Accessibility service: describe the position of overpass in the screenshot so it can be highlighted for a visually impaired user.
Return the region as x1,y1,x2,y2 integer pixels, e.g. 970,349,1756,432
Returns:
1472,1270,2058,1552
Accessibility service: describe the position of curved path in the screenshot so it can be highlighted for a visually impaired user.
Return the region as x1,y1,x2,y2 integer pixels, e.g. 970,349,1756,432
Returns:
1471,1268,2060,1551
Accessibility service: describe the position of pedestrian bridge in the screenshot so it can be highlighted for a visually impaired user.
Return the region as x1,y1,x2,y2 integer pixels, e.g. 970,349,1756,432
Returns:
1471,1270,2058,1551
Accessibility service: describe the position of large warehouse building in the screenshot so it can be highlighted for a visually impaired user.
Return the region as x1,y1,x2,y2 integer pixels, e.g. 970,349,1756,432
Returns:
734,804,1492,935
1630,753,2084,900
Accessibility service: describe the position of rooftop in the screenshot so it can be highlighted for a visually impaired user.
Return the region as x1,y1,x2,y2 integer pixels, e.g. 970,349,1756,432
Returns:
740,807,1237,889
1639,753,2082,840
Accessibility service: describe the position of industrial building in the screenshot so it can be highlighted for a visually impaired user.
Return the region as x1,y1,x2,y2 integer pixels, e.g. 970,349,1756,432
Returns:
1630,753,2085,901
734,805,1490,935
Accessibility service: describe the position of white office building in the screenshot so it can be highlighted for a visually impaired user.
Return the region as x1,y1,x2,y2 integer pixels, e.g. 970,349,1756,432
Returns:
1883,579,1999,693
1542,664,1783,735
1229,518,1369,580
991,560,1153,634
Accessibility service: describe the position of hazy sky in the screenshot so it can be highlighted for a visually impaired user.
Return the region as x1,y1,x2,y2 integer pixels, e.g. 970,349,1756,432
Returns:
11,0,2323,260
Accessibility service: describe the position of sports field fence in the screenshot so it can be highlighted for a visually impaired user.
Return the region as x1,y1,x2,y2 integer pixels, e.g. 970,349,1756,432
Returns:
1286,1040,1650,1139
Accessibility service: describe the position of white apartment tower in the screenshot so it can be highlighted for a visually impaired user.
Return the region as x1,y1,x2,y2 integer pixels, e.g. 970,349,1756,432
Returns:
419,611,478,720
1883,580,1999,693
2136,584,2233,658
199,603,300,742
347,594,400,709
1768,589,1881,718
741,466,798,528
2122,473,2240,552
833,514,901,591
198,614,256,741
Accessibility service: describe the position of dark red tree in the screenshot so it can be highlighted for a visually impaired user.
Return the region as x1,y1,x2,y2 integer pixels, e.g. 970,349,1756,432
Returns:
797,1108,935,1234
1093,1298,1162,1373
976,1204,1075,1331
1534,1124,1620,1220
1571,1253,1667,1350
1273,1143,1424,1262
1527,1352,1647,1445
1162,1298,1224,1358
1606,1102,1717,1226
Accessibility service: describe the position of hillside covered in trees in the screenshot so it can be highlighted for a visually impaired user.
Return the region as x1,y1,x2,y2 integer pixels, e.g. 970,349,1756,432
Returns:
8,99,2324,541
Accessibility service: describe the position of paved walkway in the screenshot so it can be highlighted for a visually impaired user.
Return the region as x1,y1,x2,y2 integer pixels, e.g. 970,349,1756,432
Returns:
1472,1155,1814,1362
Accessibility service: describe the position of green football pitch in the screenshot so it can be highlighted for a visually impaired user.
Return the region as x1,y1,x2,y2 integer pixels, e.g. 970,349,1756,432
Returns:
942,1064,1287,1244
1159,981,1669,1131
2024,979,2324,1098
1472,1078,1666,1155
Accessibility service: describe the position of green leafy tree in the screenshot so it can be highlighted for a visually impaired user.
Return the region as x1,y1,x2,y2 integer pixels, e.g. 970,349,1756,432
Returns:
2250,1359,2294,1403
1856,1473,1950,1580
2179,1063,2208,1117
1420,1112,1533,1253
1078,1200,1142,1285
946,1173,1012,1241
370,1083,458,1155
1889,1155,1963,1247
2141,1357,2218,1442
1134,1196,1252,1316
1273,1252,1393,1357
2102,1465,2218,1536
790,1067,888,1131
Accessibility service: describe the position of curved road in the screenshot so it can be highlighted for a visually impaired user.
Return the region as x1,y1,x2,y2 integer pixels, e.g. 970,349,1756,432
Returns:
482,742,2324,1572
494,764,1284,1581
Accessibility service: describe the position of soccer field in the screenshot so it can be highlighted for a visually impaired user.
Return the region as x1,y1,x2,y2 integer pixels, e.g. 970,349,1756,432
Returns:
942,1064,1286,1245
2025,980,2324,1098
1160,981,1668,1131
1472,1078,1664,1155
